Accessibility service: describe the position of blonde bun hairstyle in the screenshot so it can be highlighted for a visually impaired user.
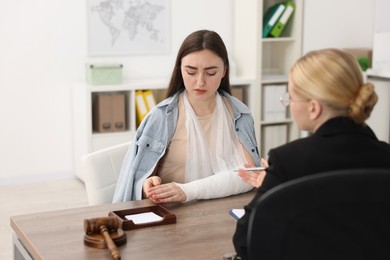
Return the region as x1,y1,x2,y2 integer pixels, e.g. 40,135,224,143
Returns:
290,48,377,124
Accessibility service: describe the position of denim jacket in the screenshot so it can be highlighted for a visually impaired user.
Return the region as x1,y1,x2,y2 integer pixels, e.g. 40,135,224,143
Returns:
112,90,260,202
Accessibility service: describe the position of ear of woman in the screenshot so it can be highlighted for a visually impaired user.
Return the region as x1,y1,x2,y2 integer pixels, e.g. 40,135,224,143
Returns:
309,99,322,121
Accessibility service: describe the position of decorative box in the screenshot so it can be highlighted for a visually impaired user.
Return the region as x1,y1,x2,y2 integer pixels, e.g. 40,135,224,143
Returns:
109,205,176,230
86,63,123,85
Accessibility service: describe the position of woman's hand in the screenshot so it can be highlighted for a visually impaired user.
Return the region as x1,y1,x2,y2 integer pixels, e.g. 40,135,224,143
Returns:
146,182,187,203
143,176,162,198
237,158,269,188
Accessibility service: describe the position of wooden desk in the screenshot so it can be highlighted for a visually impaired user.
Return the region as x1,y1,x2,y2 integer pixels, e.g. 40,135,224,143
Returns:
10,191,254,260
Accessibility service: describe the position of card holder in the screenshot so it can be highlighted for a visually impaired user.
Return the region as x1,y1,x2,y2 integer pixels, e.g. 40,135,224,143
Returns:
108,205,176,230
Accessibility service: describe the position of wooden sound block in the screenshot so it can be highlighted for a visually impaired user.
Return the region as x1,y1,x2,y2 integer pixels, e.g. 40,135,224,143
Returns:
84,229,127,249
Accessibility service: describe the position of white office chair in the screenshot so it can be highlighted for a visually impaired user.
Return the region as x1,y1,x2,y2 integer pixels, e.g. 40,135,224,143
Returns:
82,141,132,205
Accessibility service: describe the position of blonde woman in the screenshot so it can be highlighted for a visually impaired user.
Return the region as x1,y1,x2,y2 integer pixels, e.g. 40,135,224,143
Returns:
233,48,390,259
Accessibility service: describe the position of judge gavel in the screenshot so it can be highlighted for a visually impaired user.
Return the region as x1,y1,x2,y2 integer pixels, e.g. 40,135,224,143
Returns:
84,217,121,260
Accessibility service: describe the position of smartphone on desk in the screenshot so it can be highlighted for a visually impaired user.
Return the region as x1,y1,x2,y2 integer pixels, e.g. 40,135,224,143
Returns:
229,208,245,220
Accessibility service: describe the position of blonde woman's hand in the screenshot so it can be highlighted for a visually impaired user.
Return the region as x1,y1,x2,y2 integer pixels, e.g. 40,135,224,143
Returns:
146,182,187,203
237,158,269,188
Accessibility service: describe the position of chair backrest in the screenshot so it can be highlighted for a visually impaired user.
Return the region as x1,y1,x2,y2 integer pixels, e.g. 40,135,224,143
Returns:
82,141,132,205
247,168,390,260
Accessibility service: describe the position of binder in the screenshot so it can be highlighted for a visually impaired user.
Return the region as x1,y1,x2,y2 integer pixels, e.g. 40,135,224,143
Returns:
111,93,126,131
93,94,112,132
231,87,245,102
262,124,287,160
142,90,156,111
135,90,148,126
262,84,287,121
262,3,286,38
93,93,127,132
270,1,296,37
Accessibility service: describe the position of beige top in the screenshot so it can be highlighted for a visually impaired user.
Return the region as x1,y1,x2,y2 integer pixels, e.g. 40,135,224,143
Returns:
157,93,234,183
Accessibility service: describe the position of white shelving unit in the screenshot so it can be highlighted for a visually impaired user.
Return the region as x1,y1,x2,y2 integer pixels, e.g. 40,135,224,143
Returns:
72,78,255,181
234,0,303,158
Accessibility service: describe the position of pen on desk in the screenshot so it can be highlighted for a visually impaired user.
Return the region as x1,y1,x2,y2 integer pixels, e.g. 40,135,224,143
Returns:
233,167,266,172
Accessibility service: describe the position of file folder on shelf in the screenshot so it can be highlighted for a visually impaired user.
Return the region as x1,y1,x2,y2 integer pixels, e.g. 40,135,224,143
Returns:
135,90,148,126
111,94,126,131
270,1,295,37
262,124,288,160
143,90,156,111
262,3,286,38
93,93,126,132
93,94,112,132
262,84,287,121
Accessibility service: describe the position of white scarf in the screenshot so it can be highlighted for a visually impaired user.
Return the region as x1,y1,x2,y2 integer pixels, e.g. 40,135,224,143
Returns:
183,91,246,182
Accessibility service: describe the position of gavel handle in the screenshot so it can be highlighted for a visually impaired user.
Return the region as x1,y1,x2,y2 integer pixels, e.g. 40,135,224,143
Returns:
100,225,121,260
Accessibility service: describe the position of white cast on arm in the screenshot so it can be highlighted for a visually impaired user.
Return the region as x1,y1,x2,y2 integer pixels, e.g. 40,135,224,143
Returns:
175,170,253,202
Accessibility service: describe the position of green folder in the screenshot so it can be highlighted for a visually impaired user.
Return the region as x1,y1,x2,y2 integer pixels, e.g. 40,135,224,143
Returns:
270,1,296,37
262,3,286,38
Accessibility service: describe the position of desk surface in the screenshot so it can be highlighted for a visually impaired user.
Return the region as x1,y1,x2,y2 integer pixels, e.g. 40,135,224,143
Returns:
10,191,254,260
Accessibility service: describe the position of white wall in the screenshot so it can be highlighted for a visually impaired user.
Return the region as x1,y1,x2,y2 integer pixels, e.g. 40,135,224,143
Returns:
0,0,377,182
0,0,87,182
303,0,375,53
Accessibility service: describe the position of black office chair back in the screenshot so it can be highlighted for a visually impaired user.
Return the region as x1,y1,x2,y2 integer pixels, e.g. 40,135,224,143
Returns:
247,168,390,260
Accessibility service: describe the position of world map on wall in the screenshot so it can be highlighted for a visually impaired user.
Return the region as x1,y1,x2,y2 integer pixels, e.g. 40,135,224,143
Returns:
88,0,169,55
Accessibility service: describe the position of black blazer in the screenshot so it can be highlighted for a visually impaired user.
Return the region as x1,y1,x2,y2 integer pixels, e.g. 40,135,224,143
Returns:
233,116,390,258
